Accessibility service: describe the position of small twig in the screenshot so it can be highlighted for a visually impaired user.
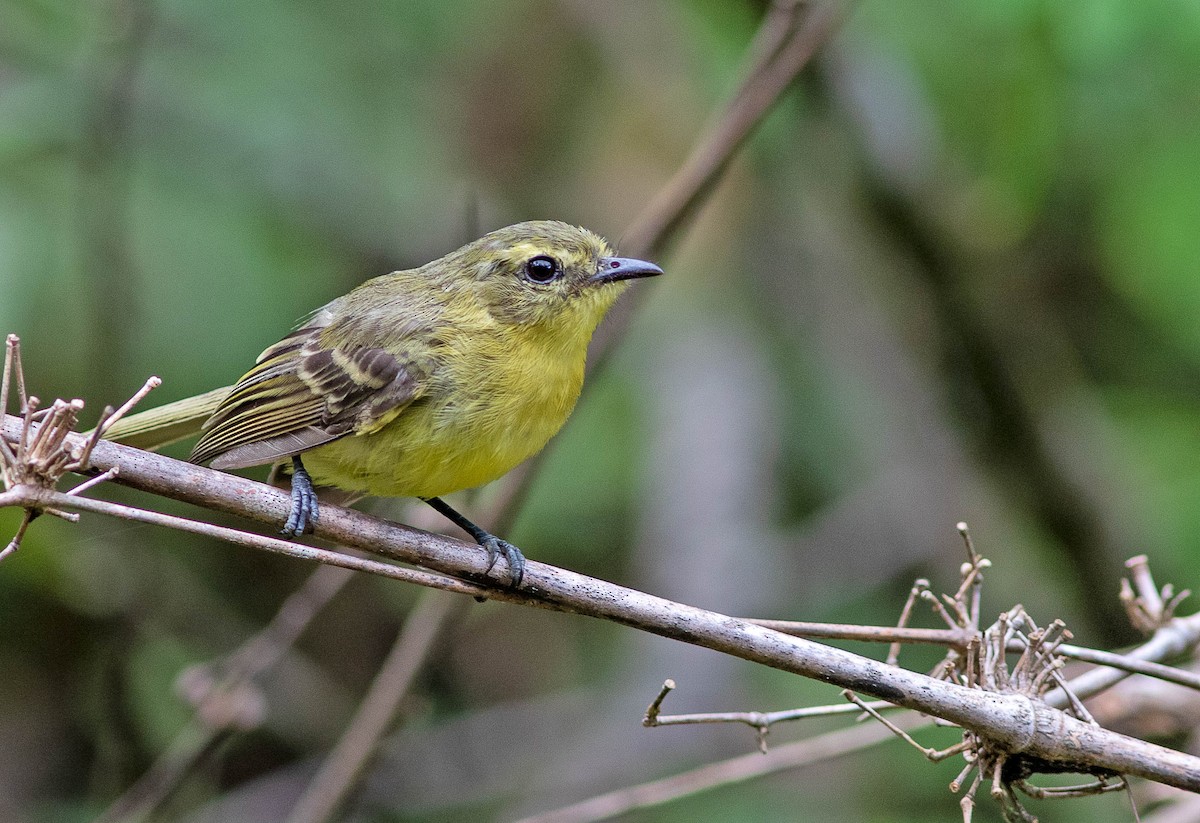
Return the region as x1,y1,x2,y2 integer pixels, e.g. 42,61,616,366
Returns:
1015,777,1127,799
963,636,980,688
887,579,929,665
647,676,909,755
0,510,35,562
950,759,978,793
748,618,974,648
1048,668,1094,725
959,770,983,822
1121,555,1190,634
951,527,990,607
968,574,983,633
842,690,967,762
922,589,962,630
1128,555,1164,618
1,334,26,416
0,336,12,417
957,522,980,564
643,679,676,726
1057,612,1200,706
41,507,79,522
66,466,120,497
647,694,904,730
16,395,36,465
645,681,881,731
1055,642,1200,692
0,428,16,469
942,592,972,630
100,376,163,435
78,375,161,469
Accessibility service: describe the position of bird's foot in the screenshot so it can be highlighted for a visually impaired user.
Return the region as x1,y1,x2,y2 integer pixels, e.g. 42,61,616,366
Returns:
477,532,526,587
420,497,526,587
281,459,319,537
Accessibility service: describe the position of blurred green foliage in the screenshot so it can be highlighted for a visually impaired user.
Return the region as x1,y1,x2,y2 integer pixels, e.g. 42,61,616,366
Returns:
2,0,1199,821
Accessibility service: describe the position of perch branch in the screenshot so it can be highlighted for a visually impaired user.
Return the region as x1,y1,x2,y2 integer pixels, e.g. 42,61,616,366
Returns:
3,419,1199,793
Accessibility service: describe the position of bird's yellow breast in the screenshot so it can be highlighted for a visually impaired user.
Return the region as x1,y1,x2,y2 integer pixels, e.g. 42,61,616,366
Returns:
299,318,588,498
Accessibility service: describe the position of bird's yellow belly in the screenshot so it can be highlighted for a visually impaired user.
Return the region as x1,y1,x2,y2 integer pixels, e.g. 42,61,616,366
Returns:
301,345,585,499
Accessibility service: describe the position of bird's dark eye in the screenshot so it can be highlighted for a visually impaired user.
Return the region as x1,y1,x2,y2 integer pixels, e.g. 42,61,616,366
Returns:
524,255,560,283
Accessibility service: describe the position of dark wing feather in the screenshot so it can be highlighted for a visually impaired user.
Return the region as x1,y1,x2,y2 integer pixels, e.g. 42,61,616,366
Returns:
190,318,427,469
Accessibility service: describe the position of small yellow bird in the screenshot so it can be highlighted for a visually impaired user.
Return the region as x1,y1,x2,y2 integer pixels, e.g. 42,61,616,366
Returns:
182,221,661,585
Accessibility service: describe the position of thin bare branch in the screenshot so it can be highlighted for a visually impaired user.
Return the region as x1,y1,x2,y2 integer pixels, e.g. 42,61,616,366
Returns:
888,578,929,665
1,334,26,416
1053,612,1200,705
0,483,485,598
619,0,844,260
1128,554,1165,618
78,375,161,470
645,681,903,732
92,724,234,823
514,715,924,823
747,618,973,647
67,466,120,497
642,679,676,726
97,564,356,822
286,589,466,823
1057,642,1200,692
843,689,969,762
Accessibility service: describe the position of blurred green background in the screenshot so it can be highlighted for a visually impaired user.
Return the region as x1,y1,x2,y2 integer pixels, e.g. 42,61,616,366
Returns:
2,0,1199,821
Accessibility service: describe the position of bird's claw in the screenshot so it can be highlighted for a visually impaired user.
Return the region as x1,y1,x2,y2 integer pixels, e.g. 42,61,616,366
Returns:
282,465,319,537
480,534,525,587
418,497,526,588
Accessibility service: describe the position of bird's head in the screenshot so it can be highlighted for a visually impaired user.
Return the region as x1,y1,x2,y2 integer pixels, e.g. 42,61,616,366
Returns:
440,220,662,335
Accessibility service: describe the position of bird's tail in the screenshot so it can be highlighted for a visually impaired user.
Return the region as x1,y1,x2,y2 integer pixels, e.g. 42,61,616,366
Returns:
98,385,232,451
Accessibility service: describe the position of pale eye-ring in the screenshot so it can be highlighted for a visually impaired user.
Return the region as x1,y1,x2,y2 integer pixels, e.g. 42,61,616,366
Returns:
524,255,561,283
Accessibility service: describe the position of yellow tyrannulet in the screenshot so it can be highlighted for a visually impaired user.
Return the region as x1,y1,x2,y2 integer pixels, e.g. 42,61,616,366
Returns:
106,221,662,584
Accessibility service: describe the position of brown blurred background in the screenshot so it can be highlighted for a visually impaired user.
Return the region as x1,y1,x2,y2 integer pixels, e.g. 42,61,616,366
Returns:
2,1,1199,821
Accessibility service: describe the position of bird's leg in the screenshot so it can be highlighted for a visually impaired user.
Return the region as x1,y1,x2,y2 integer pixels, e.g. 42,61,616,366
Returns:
421,496,525,586
282,455,319,537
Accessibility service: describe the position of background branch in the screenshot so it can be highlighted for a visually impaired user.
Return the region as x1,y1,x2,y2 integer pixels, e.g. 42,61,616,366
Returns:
514,717,918,823
284,589,466,823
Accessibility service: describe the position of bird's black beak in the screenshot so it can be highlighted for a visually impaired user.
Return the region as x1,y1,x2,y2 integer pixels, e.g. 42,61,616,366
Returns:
592,256,664,285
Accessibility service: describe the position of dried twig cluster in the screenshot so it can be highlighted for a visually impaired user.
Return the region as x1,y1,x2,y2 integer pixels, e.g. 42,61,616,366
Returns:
643,526,1197,823
0,334,159,559
850,603,1128,822
857,529,1128,820
1123,554,1191,636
